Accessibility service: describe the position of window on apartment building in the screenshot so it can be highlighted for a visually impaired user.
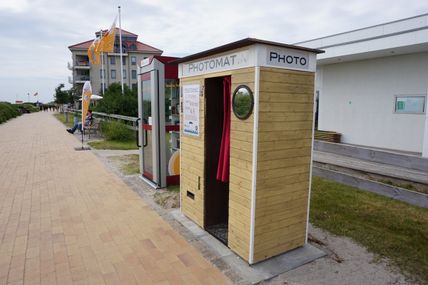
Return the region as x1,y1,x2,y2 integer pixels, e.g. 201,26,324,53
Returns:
132,70,137,79
110,57,115,65
100,69,105,79
394,95,426,114
132,83,137,91
123,69,127,79
131,56,136,65
111,70,116,79
122,57,126,65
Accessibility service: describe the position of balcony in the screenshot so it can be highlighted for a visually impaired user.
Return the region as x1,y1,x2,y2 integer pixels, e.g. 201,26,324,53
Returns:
75,75,90,83
73,55,91,69
74,60,90,69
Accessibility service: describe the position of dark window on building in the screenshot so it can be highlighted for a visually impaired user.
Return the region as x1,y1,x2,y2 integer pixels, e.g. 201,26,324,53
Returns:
132,83,137,91
123,69,127,79
122,57,127,65
111,69,116,79
110,57,115,64
131,56,136,65
100,69,105,79
132,70,137,79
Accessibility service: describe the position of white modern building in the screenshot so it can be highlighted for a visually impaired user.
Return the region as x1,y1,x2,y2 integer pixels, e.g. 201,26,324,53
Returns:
297,13,428,157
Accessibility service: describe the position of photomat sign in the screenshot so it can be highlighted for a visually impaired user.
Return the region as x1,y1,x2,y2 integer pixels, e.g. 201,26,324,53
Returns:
181,50,250,77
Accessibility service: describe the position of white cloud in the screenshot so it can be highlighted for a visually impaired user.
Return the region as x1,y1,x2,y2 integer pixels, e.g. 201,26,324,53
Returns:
0,0,30,13
0,0,427,103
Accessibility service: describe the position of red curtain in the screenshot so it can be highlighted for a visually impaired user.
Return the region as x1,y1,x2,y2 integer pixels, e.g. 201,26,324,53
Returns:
216,76,231,182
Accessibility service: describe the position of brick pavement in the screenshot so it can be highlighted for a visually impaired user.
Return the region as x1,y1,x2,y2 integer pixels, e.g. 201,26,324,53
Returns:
0,112,231,285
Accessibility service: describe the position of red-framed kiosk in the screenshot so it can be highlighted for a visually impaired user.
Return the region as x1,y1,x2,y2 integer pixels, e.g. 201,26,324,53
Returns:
137,56,180,188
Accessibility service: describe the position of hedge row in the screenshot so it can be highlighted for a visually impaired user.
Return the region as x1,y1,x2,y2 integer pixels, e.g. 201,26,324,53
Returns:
0,102,20,124
0,103,40,124
19,103,39,113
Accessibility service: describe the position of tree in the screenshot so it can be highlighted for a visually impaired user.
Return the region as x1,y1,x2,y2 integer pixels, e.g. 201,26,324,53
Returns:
93,83,138,116
67,86,81,104
54,84,70,104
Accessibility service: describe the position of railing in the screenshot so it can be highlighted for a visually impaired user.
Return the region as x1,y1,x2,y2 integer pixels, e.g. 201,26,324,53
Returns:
66,109,138,131
75,75,90,81
68,61,89,70
76,60,89,66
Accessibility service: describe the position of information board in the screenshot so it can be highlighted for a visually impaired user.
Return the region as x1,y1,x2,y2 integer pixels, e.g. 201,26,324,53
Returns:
183,84,200,136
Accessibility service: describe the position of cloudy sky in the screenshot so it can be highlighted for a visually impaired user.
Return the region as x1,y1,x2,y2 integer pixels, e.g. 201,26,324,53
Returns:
0,0,427,103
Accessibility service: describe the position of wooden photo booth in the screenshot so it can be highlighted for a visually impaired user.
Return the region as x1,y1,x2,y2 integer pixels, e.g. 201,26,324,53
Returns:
176,38,323,264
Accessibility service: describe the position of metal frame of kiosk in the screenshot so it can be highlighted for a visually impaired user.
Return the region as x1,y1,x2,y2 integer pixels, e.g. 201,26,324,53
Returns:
137,56,180,188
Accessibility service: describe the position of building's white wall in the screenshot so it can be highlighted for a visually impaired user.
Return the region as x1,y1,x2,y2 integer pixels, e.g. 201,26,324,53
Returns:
298,14,428,59
318,52,428,153
424,108,428,157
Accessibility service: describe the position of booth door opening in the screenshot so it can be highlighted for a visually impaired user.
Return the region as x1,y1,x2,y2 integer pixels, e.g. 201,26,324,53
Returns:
204,76,231,245
140,70,162,186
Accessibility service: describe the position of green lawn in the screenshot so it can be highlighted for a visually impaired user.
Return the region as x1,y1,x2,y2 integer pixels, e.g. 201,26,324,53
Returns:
87,140,138,150
54,113,138,150
166,184,180,193
53,113,74,128
310,177,428,283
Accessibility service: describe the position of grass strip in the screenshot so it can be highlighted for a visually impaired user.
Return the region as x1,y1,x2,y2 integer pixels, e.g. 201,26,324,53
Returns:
310,177,428,283
88,140,138,150
53,113,74,128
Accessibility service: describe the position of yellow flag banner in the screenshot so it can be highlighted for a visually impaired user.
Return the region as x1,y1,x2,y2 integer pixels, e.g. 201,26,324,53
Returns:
81,81,92,128
88,37,101,65
97,18,117,53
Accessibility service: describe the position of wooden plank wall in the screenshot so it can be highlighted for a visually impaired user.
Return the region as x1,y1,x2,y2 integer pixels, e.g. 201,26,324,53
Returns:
228,68,255,261
253,67,314,263
179,67,255,262
180,77,205,228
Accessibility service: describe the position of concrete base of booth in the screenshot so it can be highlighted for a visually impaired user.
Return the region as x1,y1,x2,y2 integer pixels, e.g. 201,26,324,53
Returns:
171,210,325,284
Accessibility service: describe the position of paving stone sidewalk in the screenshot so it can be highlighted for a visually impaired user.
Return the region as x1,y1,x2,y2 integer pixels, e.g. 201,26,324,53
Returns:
0,112,231,285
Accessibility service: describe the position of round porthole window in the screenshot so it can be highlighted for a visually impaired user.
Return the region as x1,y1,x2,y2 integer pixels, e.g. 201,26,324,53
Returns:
232,85,254,120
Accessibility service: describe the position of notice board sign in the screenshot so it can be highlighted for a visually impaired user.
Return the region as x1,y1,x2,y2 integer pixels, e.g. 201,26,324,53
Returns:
183,84,200,136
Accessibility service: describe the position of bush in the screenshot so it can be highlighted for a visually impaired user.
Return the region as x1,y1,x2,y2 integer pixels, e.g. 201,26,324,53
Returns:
101,120,134,141
21,103,39,113
13,103,39,114
0,102,20,124
93,83,137,117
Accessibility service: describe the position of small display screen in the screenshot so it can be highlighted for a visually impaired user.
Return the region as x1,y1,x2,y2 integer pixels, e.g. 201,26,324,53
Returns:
395,96,425,114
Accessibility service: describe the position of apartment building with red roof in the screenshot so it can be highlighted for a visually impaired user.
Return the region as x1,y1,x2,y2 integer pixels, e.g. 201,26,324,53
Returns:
68,28,162,94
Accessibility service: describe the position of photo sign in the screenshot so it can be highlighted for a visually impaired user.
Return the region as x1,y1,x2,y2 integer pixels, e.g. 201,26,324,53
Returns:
266,47,310,71
183,84,200,136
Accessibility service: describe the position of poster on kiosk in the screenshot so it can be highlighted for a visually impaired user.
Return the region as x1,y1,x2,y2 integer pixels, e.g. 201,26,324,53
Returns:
137,56,180,188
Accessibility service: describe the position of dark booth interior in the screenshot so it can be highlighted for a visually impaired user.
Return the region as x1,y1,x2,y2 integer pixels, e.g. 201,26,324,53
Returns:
204,76,230,245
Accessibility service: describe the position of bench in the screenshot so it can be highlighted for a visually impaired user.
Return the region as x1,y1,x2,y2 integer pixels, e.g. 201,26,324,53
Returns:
85,118,101,139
